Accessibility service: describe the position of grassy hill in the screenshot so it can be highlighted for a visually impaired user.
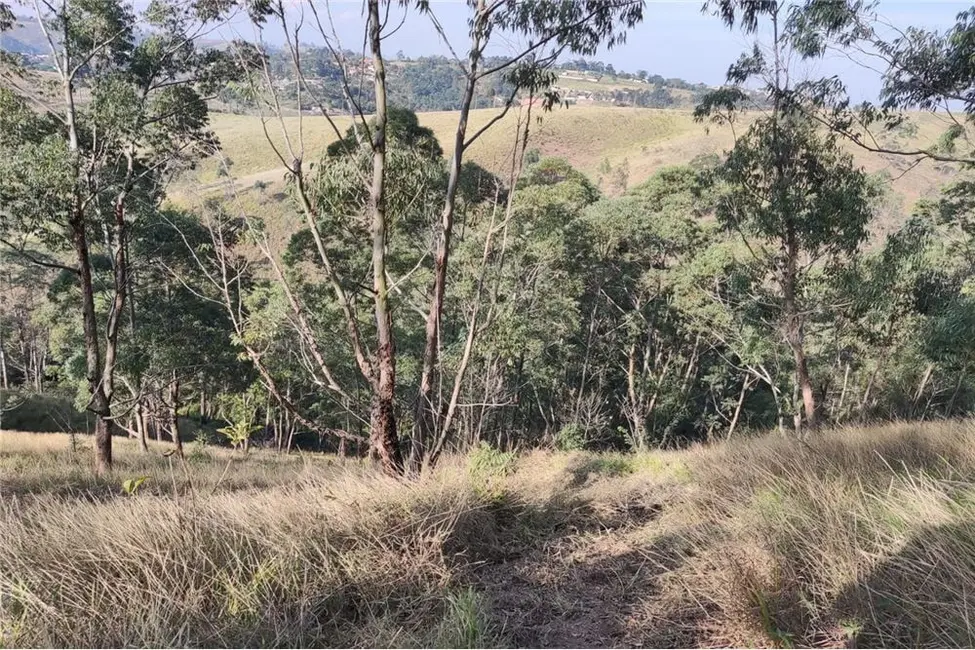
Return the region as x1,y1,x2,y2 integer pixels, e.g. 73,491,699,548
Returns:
190,107,705,186
4,420,975,647
178,105,964,247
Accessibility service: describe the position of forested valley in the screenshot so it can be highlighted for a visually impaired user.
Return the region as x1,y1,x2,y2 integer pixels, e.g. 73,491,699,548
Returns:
4,0,975,647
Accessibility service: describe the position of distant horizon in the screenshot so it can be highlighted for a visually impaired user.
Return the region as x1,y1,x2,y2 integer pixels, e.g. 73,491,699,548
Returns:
5,1,969,103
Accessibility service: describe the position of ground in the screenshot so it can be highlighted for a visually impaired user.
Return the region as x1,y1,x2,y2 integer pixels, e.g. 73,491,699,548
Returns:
4,422,975,647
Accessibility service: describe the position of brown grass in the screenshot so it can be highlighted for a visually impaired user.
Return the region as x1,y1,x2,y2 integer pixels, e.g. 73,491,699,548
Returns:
171,105,972,257
4,423,975,647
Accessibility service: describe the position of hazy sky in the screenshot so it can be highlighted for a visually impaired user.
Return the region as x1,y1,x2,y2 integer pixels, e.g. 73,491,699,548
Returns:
228,1,967,102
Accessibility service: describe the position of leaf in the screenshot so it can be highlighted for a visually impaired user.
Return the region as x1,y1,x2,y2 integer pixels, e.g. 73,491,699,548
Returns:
121,476,149,496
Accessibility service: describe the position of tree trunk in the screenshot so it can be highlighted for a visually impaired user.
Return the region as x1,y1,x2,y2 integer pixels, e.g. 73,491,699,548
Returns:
414,56,480,469
93,413,114,474
367,0,402,477
71,215,113,473
835,361,851,422
200,387,209,423
793,344,816,430
168,372,183,458
947,362,968,415
0,325,8,390
136,400,149,453
727,377,752,440
912,362,935,417
626,342,649,449
781,235,816,432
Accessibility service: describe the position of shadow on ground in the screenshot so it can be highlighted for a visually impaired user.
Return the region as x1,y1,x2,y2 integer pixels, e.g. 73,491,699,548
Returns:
469,456,696,648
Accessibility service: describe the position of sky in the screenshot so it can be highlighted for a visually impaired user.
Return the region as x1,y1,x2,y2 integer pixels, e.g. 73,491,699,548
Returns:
231,0,968,103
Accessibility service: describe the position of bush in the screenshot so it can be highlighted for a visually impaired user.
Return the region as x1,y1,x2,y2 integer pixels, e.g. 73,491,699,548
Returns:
0,390,88,433
555,423,588,451
467,442,516,500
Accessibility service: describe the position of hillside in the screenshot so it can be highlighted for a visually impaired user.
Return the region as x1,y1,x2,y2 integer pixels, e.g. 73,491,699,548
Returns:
4,420,975,647
181,105,963,244
0,15,48,54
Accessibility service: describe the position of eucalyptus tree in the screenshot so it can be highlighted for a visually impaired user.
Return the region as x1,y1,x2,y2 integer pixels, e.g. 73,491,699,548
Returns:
0,0,247,472
232,0,644,473
773,0,975,165
446,157,598,447
128,209,248,456
578,165,713,448
411,0,645,467
697,0,877,433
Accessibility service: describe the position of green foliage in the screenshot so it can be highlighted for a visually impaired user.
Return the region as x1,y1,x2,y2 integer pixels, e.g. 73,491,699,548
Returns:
436,588,496,648
468,442,517,481
0,390,88,432
217,389,264,451
715,115,875,257
326,105,444,159
120,476,148,496
555,423,588,451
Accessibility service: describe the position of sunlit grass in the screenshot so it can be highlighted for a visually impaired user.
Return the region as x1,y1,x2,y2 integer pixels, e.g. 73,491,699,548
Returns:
6,422,975,647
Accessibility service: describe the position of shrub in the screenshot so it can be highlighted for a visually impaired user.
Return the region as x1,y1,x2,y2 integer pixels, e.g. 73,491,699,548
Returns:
467,442,516,500
555,423,588,451
0,390,88,433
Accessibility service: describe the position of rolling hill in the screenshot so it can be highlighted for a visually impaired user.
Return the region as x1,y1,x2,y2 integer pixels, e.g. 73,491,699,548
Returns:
175,104,964,248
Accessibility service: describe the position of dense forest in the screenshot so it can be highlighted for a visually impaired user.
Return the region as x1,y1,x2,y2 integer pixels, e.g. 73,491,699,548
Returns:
0,0,974,476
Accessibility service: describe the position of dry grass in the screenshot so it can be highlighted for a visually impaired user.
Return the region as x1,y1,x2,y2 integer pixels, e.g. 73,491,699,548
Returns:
5,423,975,647
172,105,972,255
183,106,705,189
647,420,975,648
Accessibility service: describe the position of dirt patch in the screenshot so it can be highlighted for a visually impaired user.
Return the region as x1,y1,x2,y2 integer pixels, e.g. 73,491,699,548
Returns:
473,477,696,648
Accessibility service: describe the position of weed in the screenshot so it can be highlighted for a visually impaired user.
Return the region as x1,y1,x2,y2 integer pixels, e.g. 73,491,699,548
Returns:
120,476,148,496
436,588,497,648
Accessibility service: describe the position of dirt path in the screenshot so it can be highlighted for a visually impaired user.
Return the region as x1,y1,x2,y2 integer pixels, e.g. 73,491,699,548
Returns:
473,471,706,648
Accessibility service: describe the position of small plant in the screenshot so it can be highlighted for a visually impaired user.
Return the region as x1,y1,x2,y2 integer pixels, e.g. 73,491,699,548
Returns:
589,455,633,477
468,442,516,500
121,476,148,496
187,440,213,464
220,559,280,621
193,425,220,447
217,420,261,452
611,157,630,192
436,587,496,648
217,389,263,452
468,442,516,479
839,618,863,643
752,586,794,648
216,156,234,177
555,423,588,451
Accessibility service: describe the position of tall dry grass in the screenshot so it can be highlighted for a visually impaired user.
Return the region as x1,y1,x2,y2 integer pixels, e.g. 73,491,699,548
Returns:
0,433,661,647
655,420,975,647
6,423,975,648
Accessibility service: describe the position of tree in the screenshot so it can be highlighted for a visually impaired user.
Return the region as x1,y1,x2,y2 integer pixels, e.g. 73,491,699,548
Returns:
698,0,876,433
579,166,713,447
231,0,642,473
0,0,245,472
410,0,644,470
